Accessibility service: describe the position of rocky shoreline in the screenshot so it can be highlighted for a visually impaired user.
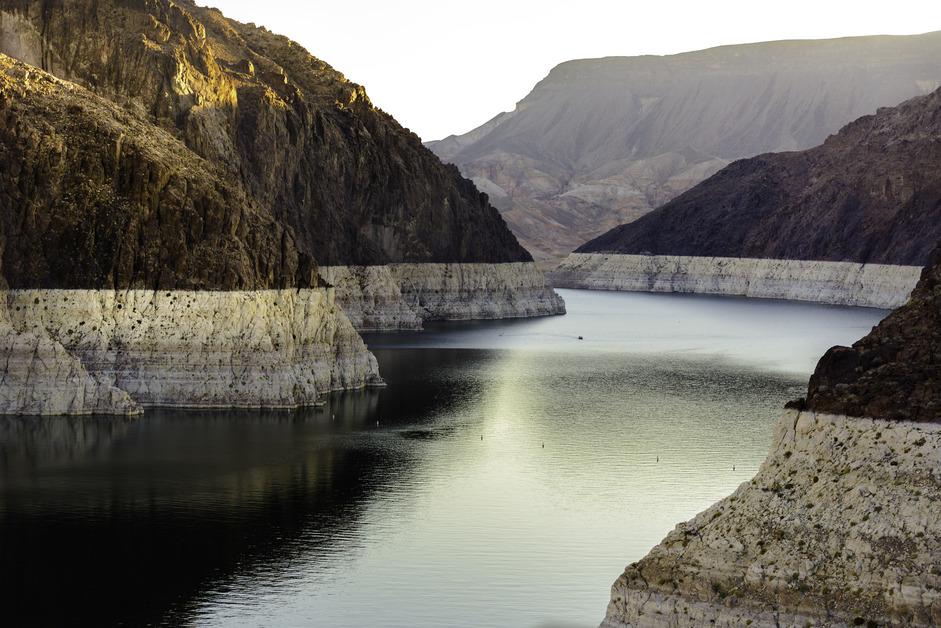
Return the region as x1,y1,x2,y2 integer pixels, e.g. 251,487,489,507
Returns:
321,262,566,331
602,409,941,627
551,254,922,309
0,289,381,416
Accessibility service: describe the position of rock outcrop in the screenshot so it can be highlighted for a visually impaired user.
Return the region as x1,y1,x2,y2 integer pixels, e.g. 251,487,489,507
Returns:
321,263,565,331
552,254,922,309
0,0,561,414
428,32,941,261
601,248,941,625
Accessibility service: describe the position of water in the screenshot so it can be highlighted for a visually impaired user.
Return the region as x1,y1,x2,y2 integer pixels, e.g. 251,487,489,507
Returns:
0,290,886,627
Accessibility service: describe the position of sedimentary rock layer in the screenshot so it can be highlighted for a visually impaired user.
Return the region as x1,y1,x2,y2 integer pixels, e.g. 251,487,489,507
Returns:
602,410,941,628
0,289,381,415
551,254,921,308
320,262,566,331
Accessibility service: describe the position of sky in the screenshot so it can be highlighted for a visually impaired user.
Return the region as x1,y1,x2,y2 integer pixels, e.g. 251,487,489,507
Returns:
202,0,941,141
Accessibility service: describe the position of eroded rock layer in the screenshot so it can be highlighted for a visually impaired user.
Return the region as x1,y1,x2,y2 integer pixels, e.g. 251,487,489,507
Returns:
551,254,922,308
603,410,941,628
321,263,566,331
0,289,380,414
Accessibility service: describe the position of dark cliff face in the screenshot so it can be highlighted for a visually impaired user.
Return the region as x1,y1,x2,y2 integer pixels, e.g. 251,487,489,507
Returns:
0,55,312,290
804,248,941,422
579,89,941,266
0,0,529,290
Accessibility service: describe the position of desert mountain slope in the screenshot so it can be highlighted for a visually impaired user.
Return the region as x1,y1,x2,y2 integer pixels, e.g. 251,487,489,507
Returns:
429,32,941,260
579,87,941,266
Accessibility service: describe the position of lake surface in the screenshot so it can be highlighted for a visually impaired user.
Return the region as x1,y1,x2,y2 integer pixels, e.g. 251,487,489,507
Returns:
0,290,887,627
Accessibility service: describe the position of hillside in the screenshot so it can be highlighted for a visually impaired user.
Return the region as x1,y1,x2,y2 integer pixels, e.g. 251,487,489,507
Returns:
0,0,530,284
428,32,941,260
579,87,941,266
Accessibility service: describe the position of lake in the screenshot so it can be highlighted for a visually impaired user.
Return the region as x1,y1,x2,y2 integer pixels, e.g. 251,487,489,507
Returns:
0,290,887,627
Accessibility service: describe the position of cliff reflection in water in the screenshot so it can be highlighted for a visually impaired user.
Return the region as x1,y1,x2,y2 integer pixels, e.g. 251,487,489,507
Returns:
0,387,417,626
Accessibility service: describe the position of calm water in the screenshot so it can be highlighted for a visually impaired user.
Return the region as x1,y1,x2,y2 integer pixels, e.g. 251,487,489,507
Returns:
0,290,886,627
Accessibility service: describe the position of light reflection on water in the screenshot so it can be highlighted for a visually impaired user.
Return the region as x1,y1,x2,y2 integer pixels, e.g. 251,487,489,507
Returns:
0,290,887,627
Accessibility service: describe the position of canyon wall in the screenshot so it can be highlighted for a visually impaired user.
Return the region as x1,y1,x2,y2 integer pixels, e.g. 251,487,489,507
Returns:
321,263,564,331
0,288,380,415
552,254,922,309
0,0,565,414
602,245,941,626
603,410,941,628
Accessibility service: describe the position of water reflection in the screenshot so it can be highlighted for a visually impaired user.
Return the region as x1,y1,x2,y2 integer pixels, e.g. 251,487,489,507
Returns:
0,291,888,627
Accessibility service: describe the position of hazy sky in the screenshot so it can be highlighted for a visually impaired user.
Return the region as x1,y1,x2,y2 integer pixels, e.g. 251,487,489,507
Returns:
203,0,941,141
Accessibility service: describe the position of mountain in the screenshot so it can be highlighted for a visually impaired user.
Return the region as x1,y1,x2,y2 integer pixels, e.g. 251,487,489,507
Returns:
0,0,561,416
577,88,941,265
428,32,941,260
0,0,530,275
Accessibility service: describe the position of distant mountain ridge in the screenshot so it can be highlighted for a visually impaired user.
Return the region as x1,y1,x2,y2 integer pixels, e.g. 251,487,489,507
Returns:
428,32,941,260
577,87,941,266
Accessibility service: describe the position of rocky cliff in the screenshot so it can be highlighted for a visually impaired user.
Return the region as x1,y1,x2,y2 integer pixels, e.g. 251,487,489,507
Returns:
601,249,941,626
0,0,532,272
0,0,561,414
428,32,941,261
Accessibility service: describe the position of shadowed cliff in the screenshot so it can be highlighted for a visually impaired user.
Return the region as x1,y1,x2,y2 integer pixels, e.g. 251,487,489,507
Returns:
803,246,941,422
0,0,530,291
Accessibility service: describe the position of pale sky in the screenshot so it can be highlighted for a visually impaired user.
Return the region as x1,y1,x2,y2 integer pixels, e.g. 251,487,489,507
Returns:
202,0,941,141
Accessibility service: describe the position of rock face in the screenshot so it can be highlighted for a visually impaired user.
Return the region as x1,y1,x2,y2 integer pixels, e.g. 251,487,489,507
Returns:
806,249,941,422
601,247,941,626
552,254,922,308
0,0,561,414
4,289,381,412
603,410,941,628
0,296,141,416
428,32,941,261
321,263,565,331
0,0,531,274
579,88,941,267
